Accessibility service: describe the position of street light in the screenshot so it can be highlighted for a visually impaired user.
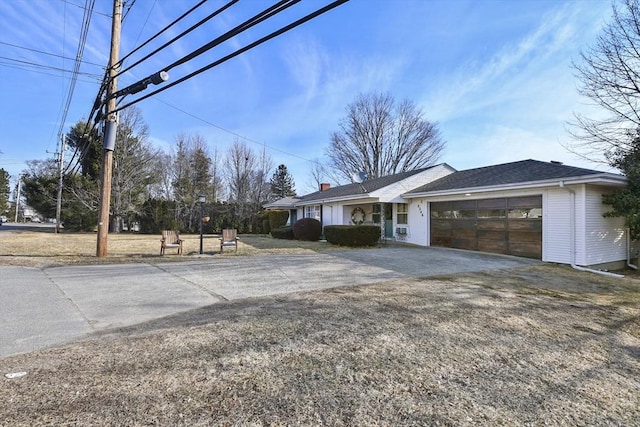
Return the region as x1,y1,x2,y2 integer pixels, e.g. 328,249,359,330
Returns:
199,194,206,254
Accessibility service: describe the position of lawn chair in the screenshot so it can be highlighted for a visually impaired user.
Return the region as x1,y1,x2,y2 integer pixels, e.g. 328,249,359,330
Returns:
160,230,184,255
219,229,239,252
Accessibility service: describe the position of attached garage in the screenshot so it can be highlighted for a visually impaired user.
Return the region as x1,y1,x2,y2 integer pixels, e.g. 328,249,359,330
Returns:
403,160,630,268
430,195,542,258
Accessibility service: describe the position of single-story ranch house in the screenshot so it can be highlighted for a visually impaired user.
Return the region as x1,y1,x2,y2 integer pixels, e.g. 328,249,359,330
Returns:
264,159,636,269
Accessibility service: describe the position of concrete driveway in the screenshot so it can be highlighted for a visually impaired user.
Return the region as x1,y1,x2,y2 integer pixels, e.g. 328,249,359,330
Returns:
0,246,537,359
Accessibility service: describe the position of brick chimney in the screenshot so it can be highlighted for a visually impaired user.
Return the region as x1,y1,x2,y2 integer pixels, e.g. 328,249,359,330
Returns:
320,183,330,192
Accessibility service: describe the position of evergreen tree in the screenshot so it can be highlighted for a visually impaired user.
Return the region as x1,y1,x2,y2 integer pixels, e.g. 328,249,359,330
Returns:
270,164,296,200
0,168,10,215
603,130,640,239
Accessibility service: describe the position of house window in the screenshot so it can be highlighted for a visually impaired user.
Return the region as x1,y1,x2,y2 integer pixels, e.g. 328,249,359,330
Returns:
397,203,408,225
372,204,381,224
305,205,321,221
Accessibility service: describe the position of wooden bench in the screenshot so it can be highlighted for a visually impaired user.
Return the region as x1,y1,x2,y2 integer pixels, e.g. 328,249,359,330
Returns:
160,230,184,255
219,229,239,252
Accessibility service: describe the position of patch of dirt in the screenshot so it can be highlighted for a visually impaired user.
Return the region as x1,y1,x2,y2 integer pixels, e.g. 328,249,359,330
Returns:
1,265,638,426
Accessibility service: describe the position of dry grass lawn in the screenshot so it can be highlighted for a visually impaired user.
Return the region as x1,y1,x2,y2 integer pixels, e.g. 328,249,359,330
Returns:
0,229,344,267
1,229,639,425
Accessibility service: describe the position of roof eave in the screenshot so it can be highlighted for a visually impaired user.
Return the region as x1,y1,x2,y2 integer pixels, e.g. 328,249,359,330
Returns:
296,194,377,206
403,173,627,198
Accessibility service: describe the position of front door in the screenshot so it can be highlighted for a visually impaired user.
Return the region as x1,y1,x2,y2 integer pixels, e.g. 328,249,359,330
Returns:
384,203,393,238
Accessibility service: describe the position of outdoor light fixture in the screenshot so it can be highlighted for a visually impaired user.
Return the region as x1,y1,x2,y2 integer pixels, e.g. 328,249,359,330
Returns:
199,194,206,255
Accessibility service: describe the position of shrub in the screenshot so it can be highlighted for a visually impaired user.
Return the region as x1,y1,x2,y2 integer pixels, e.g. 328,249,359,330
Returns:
269,210,289,230
292,218,322,241
324,225,380,247
139,198,181,234
262,219,271,235
271,226,294,240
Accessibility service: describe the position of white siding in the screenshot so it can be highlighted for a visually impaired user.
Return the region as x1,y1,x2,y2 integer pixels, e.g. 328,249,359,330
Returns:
405,199,428,246
524,185,626,266
544,188,572,264
545,185,589,265
320,203,343,227
584,185,626,265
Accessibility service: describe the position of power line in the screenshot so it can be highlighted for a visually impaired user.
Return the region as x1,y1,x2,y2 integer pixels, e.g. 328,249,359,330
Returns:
153,97,315,163
69,0,347,177
122,0,138,22
112,0,349,113
58,0,110,18
0,57,103,79
118,0,208,66
117,0,237,77
127,0,157,50
55,0,96,143
164,0,297,73
0,41,105,68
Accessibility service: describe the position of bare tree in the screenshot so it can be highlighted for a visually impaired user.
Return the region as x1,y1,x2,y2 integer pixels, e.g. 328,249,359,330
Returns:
327,92,445,181
304,158,343,193
225,140,273,229
225,139,256,224
249,146,274,208
111,107,160,232
172,133,212,231
146,151,173,200
210,146,225,203
567,0,640,162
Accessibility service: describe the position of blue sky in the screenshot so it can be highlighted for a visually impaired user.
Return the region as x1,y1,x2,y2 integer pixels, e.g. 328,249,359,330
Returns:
0,0,615,194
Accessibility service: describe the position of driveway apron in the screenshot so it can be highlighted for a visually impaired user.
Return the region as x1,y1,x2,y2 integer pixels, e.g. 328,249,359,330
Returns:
0,247,537,358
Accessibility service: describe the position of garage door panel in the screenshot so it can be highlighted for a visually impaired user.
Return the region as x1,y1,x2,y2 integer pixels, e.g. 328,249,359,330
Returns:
477,220,505,231
508,219,542,232
508,196,542,208
452,238,477,251
431,219,452,230
431,236,451,246
430,196,542,259
508,241,542,258
509,230,541,243
452,229,476,239
477,198,507,209
478,240,507,254
451,219,476,230
478,230,506,241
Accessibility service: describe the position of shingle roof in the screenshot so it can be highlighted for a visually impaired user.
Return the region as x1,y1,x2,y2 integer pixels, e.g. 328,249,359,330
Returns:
263,196,300,209
405,159,610,194
299,166,441,203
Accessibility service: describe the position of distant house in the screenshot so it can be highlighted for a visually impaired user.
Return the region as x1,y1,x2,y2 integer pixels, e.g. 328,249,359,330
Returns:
265,159,634,269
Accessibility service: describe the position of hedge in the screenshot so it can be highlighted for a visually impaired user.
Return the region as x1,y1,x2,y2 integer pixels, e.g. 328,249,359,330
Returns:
271,226,295,240
268,210,289,231
324,225,380,247
292,218,322,241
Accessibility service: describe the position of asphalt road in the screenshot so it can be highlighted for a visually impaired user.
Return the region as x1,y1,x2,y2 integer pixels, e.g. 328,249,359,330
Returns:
0,246,538,359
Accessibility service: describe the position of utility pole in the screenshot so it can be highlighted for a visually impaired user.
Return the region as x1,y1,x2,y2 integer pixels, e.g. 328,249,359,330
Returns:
97,0,122,257
55,135,66,234
14,176,21,223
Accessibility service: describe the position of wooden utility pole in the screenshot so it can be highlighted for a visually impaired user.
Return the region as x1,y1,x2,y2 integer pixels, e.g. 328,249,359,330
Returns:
97,0,122,257
55,135,66,234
